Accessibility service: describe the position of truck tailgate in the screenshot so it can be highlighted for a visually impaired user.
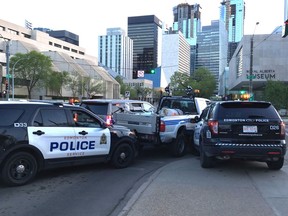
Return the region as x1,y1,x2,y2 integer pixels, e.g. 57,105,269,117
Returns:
114,113,159,134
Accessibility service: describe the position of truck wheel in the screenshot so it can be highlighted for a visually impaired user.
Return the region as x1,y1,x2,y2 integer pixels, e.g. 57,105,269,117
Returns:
170,131,186,157
111,143,135,169
1,152,38,186
200,141,214,168
266,157,284,170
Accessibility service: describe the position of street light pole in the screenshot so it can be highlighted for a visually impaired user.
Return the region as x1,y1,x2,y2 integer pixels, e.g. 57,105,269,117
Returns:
5,42,10,100
0,34,10,100
12,58,27,100
249,22,259,99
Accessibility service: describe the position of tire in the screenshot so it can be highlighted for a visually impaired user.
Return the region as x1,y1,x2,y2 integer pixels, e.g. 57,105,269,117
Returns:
1,152,38,186
267,157,284,170
111,143,135,169
170,131,186,157
199,140,214,168
188,136,200,156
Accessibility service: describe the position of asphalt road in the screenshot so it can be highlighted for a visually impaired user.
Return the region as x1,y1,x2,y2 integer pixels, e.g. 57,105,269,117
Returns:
1,125,288,216
0,147,181,216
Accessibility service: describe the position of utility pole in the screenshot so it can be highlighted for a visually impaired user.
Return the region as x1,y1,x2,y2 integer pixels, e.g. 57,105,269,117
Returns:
249,35,254,95
248,22,259,100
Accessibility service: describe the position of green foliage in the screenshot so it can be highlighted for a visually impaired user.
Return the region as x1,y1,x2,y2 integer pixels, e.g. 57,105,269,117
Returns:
169,68,216,98
191,68,216,98
135,86,152,100
82,76,104,98
263,80,288,110
115,75,138,99
45,71,70,96
10,51,53,99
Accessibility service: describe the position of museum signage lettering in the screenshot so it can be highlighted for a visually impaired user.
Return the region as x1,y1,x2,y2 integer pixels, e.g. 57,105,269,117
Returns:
246,69,276,80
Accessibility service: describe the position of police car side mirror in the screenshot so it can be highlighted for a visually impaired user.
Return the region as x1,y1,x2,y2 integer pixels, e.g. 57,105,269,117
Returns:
190,116,200,123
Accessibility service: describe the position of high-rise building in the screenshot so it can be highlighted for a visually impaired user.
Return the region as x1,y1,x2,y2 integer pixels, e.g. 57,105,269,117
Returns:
127,15,163,77
161,30,190,88
172,3,201,46
98,28,133,79
172,3,201,74
220,0,245,61
34,28,80,46
196,20,228,94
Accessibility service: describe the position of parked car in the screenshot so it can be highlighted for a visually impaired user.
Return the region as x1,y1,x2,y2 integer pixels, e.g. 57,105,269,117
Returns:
80,99,155,126
0,101,138,186
193,101,286,169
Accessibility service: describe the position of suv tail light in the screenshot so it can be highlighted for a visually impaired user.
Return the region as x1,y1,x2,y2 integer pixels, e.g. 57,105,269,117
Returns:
160,120,166,132
280,121,285,137
208,120,218,134
106,115,113,126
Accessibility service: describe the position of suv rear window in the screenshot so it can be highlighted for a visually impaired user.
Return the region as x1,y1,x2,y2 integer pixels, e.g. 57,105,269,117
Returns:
217,102,279,119
81,103,109,115
0,108,24,126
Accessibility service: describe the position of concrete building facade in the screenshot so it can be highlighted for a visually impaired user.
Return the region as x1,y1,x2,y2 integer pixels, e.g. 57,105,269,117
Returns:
161,31,190,88
0,19,120,100
227,34,288,99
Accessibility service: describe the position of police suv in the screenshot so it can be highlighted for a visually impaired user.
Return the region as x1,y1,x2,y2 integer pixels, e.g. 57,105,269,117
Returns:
193,101,286,169
0,101,138,186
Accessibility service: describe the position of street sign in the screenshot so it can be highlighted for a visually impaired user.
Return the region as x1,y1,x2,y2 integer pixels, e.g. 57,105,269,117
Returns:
247,75,256,79
137,70,144,77
125,91,130,98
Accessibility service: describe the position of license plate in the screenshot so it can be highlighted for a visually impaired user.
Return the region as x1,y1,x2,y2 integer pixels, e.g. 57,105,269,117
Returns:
243,125,257,133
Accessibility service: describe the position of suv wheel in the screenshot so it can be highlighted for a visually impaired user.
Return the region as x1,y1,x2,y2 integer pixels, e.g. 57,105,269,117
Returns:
1,152,38,186
266,157,284,170
111,143,135,168
170,131,186,157
200,140,214,168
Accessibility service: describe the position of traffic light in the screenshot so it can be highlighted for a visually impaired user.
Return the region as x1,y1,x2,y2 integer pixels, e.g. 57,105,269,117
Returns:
5,80,8,90
150,69,155,74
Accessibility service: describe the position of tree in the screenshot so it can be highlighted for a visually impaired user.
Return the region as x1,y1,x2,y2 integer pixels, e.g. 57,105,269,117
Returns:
135,86,152,100
10,51,53,99
169,68,216,98
82,76,104,98
191,67,216,98
115,75,138,99
263,80,288,110
170,72,191,96
66,74,81,98
45,71,70,96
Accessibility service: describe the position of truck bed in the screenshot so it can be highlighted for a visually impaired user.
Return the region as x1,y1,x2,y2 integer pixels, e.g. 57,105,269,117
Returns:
113,113,159,134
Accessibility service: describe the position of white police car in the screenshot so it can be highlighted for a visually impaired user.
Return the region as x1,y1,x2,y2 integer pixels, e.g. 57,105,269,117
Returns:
0,101,138,186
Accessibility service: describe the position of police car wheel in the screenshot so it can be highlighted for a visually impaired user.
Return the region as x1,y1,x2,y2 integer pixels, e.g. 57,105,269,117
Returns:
1,152,38,186
111,143,134,169
266,157,284,170
170,131,186,157
200,140,214,168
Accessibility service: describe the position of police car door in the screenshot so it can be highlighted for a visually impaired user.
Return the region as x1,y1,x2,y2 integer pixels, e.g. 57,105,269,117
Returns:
28,107,76,159
71,109,111,156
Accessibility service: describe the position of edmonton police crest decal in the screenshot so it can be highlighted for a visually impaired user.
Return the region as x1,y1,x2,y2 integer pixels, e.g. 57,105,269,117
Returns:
100,133,107,144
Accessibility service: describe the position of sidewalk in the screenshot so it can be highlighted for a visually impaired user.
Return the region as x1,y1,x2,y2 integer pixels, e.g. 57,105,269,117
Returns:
118,157,288,216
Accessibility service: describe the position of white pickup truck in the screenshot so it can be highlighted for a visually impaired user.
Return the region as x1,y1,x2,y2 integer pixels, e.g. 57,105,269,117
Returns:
113,96,210,157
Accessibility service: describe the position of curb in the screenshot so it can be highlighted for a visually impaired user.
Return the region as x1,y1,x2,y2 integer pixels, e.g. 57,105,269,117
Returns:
117,165,166,216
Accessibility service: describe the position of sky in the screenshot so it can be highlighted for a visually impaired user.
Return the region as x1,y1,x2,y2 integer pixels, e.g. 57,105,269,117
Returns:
1,0,285,57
